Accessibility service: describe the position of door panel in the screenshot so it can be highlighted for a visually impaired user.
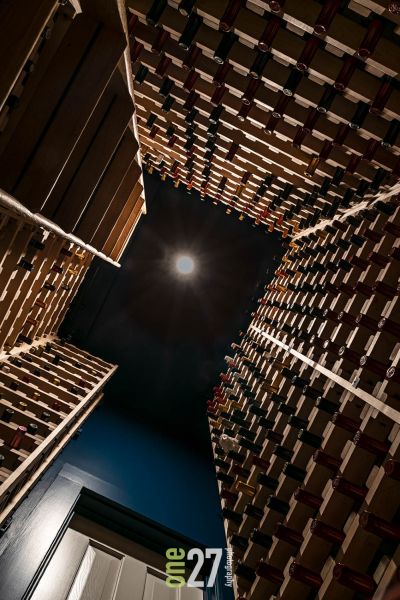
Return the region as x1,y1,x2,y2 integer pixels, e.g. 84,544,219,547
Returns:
29,527,203,600
142,573,176,600
113,555,147,600
30,529,90,600
65,546,96,600
73,546,120,600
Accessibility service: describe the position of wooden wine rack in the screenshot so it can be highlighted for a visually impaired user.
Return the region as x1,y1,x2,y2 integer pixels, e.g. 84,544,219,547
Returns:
209,193,400,599
0,0,145,263
0,335,116,527
0,208,92,355
128,0,400,236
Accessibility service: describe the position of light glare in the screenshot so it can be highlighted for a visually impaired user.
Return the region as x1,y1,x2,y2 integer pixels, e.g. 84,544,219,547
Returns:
176,255,194,275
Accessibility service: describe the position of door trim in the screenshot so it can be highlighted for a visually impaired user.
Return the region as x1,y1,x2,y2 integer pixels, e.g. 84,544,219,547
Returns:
0,463,221,600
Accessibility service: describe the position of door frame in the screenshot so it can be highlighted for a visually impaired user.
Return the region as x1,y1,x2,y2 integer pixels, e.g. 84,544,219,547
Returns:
0,463,226,600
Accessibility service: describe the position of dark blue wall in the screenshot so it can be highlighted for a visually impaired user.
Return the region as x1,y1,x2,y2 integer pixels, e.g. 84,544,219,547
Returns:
55,402,233,599
56,402,226,549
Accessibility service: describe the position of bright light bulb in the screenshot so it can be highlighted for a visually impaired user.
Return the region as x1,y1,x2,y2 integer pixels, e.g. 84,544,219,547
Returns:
176,255,194,275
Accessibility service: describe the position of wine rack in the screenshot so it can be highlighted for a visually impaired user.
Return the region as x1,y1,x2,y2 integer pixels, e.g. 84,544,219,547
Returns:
128,0,400,236
0,335,116,527
0,208,92,355
0,0,145,263
209,192,400,599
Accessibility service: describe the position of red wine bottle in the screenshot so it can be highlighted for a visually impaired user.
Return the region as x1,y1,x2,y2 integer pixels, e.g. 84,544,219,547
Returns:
332,563,376,595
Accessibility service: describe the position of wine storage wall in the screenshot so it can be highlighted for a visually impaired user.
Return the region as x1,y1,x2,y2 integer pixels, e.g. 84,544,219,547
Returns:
128,0,400,236
0,336,116,528
0,0,145,263
209,196,400,599
0,209,92,355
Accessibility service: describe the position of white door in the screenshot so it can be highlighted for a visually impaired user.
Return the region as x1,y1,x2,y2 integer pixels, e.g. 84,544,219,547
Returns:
29,528,203,600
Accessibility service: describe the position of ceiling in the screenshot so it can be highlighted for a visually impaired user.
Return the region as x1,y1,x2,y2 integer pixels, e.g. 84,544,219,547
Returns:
127,0,400,237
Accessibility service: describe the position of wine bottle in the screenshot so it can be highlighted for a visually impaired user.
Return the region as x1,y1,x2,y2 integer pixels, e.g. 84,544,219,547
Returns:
294,487,322,509
257,473,279,490
256,561,284,584
222,507,242,525
313,449,341,471
179,14,202,50
296,37,320,72
310,519,345,544
334,56,358,91
146,0,167,26
274,522,303,546
266,495,290,515
332,476,368,500
251,529,273,549
313,0,341,35
9,426,27,450
214,32,237,64
352,430,389,456
135,65,151,84
357,18,384,58
360,510,400,542
178,0,196,16
249,51,270,79
258,17,281,52
2,408,14,423
288,562,322,588
219,0,244,32
283,463,307,482
332,563,376,595
370,75,394,114
151,27,170,54
235,562,256,582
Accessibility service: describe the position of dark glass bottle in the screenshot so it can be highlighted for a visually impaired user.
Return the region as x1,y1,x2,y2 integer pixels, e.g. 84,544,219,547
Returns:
151,27,170,54
311,519,345,544
249,52,270,79
332,563,376,595
257,562,284,584
332,476,368,500
183,44,201,70
283,463,307,482
283,69,302,96
360,510,400,542
314,0,341,35
334,56,358,91
289,562,323,589
178,0,196,16
296,37,320,71
219,0,244,32
9,426,27,450
357,18,384,58
251,529,273,549
266,495,290,515
146,0,167,26
134,65,149,84
214,32,238,64
2,408,14,423
294,488,322,509
179,13,202,50
222,507,242,525
274,523,303,546
235,562,255,582
313,449,341,472
258,16,281,51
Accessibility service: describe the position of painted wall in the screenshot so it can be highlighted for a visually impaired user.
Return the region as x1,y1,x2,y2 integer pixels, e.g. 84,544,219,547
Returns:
55,403,233,599
57,404,226,549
